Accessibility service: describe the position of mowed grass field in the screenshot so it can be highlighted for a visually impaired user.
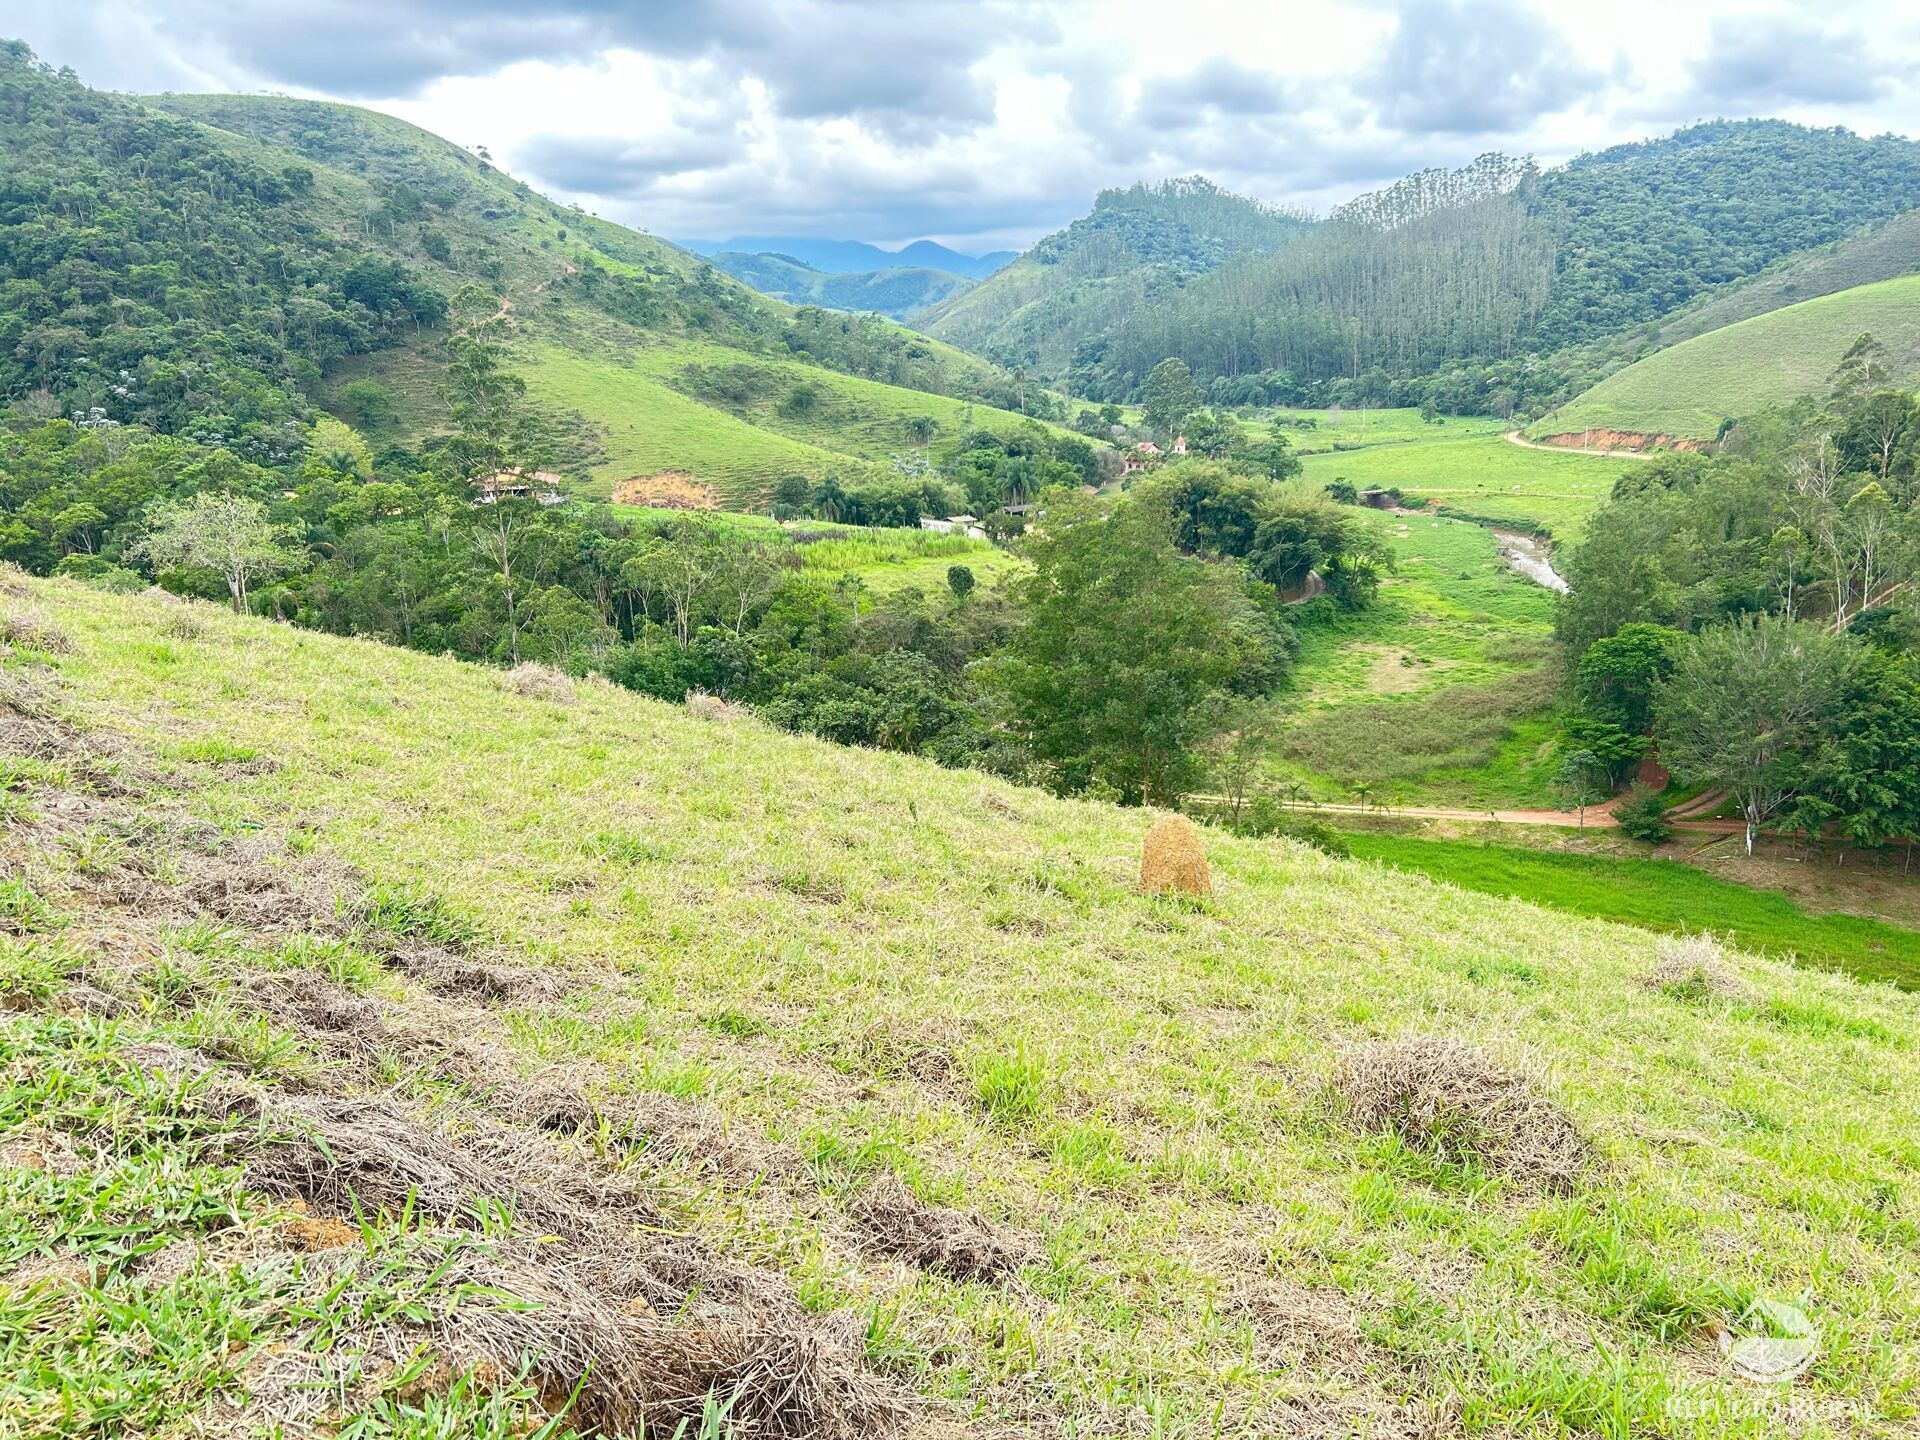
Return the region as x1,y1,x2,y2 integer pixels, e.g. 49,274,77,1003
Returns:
6,574,1920,1438
1259,407,1507,455
1299,433,1629,544
1535,273,1920,442
522,339,1077,508
1346,832,1920,990
1265,509,1564,808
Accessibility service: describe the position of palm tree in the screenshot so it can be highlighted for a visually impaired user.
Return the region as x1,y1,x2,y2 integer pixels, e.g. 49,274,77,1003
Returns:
1350,782,1374,812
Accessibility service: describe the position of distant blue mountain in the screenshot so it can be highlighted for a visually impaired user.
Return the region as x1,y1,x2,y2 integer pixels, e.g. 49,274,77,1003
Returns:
679,235,1015,280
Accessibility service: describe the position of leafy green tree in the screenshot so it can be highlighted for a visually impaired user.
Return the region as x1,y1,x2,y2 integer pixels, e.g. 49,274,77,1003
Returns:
1575,623,1680,733
1235,435,1301,482
134,492,292,613
1654,616,1856,855
1553,747,1609,829
1140,358,1200,442
947,564,976,603
1612,782,1674,843
1181,409,1244,458
1558,715,1645,785
994,489,1278,804
1786,651,1920,851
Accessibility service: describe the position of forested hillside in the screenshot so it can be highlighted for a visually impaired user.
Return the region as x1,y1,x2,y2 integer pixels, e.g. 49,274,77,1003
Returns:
0,51,1061,505
913,176,1310,376
928,123,1920,415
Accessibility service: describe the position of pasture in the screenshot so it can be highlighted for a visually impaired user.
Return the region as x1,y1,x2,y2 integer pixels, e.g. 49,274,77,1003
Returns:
1299,432,1628,543
1260,507,1565,809
1347,832,1920,989
1535,273,1920,442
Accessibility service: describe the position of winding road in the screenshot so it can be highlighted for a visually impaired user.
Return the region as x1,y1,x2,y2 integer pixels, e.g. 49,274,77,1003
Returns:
1503,430,1656,459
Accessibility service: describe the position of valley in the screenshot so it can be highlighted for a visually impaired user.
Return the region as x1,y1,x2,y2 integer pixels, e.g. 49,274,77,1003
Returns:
5,23,1920,1440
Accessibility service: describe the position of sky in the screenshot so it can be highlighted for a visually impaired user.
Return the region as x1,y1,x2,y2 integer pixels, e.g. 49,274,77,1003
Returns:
12,0,1920,254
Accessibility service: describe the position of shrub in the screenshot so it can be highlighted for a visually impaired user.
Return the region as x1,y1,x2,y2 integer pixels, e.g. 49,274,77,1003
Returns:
506,662,576,706
1613,782,1674,843
1643,933,1753,1002
1241,796,1352,856
0,608,72,655
1335,1037,1588,1191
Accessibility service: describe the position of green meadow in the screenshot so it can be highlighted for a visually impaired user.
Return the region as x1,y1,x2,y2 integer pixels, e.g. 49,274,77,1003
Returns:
1261,506,1563,808
520,339,1079,507
1347,831,1920,990
610,507,1027,596
1300,432,1630,543
1537,273,1920,442
1260,406,1508,454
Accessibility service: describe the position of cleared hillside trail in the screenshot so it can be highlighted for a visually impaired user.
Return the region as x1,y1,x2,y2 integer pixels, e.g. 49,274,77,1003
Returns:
1504,430,1656,459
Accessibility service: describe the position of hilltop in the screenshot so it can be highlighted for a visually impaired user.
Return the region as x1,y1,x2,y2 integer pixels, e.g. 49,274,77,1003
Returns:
5,571,1918,1436
1534,274,1920,443
0,52,1061,509
914,176,1311,374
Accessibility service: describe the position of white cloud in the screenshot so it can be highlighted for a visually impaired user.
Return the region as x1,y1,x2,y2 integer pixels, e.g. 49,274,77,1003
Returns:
10,0,1920,250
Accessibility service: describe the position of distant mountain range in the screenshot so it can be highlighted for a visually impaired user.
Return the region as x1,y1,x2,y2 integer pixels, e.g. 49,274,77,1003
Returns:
694,250,978,322
680,236,1016,280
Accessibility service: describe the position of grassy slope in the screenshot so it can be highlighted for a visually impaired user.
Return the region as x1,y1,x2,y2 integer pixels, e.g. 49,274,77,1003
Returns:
1536,274,1920,442
517,339,1074,506
1347,832,1920,989
10,574,1918,1436
1299,433,1631,544
1268,510,1563,807
1647,209,1920,352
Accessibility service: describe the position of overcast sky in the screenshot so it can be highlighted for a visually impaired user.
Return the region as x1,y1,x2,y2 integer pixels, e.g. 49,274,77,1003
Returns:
13,0,1920,253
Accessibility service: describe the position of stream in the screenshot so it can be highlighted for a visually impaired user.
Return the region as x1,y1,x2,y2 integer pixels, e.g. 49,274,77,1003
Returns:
1492,528,1568,593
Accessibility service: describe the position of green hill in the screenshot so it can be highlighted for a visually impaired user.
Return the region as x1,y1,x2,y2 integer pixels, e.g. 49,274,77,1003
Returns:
6,571,1918,1436
914,176,1311,374
0,51,1065,512
1533,275,1920,442
931,123,1920,410
704,251,976,321
1639,209,1920,353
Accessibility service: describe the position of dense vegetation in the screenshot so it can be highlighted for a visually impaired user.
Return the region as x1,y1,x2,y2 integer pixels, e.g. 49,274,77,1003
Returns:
928,123,1920,417
0,47,1062,510
1555,337,1920,851
0,290,1380,806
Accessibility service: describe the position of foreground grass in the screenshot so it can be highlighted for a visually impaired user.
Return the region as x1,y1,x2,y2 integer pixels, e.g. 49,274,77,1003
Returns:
5,576,1919,1437
1299,434,1627,543
1346,832,1920,990
1535,274,1920,442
